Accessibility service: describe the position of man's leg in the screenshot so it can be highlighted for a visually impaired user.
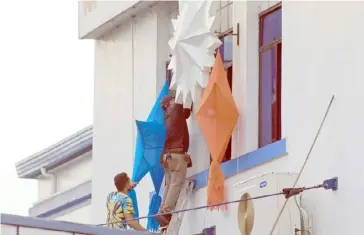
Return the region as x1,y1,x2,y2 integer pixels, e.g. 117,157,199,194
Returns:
160,168,171,212
161,153,188,213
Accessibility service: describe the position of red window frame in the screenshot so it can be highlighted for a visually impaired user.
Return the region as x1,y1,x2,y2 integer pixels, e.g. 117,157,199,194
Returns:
258,3,282,148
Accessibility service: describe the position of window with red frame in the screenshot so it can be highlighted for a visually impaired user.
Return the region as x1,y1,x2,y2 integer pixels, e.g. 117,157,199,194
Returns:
259,3,282,148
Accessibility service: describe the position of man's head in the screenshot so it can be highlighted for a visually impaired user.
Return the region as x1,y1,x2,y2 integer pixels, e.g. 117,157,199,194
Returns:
114,172,132,193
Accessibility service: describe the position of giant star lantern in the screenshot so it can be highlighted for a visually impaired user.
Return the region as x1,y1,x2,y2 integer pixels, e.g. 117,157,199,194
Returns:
168,0,222,108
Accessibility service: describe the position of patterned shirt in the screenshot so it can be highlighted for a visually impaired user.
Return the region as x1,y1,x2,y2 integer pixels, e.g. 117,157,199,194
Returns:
106,192,135,229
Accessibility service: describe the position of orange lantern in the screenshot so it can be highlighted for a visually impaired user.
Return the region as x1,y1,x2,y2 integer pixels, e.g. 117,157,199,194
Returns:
196,50,239,210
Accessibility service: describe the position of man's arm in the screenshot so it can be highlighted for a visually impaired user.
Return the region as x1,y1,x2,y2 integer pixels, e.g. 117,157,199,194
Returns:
183,103,193,119
183,108,191,119
122,196,147,231
124,213,147,231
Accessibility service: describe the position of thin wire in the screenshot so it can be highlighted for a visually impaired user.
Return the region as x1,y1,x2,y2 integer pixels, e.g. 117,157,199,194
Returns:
98,191,284,226
268,95,335,235
98,184,323,227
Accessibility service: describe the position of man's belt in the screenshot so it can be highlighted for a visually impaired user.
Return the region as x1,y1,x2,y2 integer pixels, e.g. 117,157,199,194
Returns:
167,148,184,154
162,149,192,168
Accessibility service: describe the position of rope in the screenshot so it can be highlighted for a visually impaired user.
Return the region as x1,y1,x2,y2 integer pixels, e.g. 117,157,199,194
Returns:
268,95,335,235
98,183,324,226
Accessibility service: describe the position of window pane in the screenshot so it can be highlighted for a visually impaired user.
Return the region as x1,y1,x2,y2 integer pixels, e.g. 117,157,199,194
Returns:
272,43,282,142
218,34,233,66
261,7,282,47
260,48,277,146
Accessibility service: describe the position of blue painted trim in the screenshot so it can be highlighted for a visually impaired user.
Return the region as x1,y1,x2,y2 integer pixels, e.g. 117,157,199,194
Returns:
189,138,287,190
37,194,92,218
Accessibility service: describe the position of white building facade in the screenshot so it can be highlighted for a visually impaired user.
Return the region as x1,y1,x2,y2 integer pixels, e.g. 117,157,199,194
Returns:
10,1,364,235
79,1,364,234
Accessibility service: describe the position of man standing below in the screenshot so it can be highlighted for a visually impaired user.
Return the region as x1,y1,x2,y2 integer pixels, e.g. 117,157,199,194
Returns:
158,90,192,225
106,172,147,231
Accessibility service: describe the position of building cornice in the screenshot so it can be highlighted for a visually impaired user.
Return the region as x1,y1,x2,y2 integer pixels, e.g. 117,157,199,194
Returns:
79,1,156,39
15,125,93,179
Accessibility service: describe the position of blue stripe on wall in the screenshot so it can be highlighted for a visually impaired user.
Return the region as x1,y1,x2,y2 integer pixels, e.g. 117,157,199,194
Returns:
189,138,287,190
37,194,91,218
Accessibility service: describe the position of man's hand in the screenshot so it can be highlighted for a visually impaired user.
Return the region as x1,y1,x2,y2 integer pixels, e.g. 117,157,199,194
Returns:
125,213,147,231
131,182,139,189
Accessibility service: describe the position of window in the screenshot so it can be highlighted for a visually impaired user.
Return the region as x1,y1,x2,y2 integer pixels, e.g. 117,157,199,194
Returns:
259,4,282,148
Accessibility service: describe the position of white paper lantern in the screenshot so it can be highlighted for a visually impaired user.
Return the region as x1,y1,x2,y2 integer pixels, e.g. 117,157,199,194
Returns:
168,0,222,108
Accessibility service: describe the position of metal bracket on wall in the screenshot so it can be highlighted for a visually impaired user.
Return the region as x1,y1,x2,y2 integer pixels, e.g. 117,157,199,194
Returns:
233,23,240,46
323,177,338,191
215,23,240,46
193,225,216,235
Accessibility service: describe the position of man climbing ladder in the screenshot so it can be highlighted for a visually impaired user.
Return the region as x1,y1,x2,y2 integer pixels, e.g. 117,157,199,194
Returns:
157,89,192,229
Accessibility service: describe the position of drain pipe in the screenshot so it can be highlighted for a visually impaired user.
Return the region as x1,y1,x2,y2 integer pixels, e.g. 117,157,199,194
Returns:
40,168,57,194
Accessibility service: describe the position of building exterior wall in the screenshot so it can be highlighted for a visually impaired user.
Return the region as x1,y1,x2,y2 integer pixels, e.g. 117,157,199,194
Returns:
29,180,91,219
92,2,177,225
79,0,142,39
281,2,364,234
30,152,92,222
54,204,92,224
37,151,92,200
89,1,364,234
183,1,364,235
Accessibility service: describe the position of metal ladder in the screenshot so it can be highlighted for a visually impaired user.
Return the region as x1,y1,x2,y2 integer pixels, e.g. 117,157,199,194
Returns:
161,179,194,235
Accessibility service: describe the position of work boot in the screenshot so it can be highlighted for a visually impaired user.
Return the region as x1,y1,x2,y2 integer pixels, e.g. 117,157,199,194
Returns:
163,213,172,223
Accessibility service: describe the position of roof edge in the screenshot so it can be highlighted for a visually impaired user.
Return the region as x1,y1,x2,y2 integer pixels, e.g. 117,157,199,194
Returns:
15,125,93,179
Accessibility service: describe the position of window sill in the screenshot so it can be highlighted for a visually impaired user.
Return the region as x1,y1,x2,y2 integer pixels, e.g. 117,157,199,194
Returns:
188,138,287,190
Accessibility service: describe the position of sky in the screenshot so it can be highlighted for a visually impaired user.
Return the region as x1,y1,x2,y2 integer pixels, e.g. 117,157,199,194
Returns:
0,1,94,215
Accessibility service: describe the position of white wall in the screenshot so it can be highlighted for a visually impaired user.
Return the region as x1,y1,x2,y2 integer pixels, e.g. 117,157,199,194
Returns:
282,2,364,234
91,1,364,234
37,151,92,200
92,2,176,225
182,1,364,235
180,172,300,235
55,204,92,224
